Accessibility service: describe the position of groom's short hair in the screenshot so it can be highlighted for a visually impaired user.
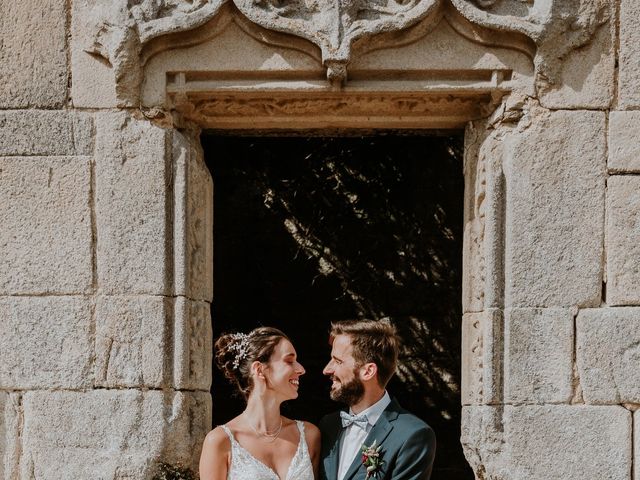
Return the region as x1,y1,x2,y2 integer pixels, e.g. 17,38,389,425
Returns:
330,319,399,387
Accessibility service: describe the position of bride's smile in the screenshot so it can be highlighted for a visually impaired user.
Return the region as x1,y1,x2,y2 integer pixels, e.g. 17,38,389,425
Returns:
201,327,320,480
260,338,305,401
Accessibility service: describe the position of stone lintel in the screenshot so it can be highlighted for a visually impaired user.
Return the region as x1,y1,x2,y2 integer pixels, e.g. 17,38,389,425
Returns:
170,88,504,131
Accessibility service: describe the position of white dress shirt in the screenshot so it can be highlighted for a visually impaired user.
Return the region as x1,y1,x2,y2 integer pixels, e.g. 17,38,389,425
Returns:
337,391,391,480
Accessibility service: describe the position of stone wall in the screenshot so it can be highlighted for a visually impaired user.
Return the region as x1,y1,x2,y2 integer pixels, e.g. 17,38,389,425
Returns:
1,0,639,479
460,2,640,477
0,3,213,474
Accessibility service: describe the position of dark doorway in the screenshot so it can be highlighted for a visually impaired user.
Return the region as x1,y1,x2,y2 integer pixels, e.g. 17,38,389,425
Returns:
202,133,471,479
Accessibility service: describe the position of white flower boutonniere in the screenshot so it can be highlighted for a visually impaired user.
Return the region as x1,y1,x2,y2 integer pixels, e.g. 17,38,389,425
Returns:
361,439,384,479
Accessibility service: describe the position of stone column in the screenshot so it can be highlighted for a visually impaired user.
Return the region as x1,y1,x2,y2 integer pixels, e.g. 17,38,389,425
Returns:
461,102,634,479
0,108,213,478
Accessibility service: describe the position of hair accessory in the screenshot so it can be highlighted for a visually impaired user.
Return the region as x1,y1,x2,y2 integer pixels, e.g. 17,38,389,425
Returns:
229,333,251,370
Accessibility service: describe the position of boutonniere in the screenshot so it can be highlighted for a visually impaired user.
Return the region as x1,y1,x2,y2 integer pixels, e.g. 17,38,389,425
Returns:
361,439,384,479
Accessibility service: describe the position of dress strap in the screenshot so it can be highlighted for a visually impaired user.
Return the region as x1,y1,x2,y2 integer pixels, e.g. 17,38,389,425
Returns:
220,424,235,443
295,421,309,454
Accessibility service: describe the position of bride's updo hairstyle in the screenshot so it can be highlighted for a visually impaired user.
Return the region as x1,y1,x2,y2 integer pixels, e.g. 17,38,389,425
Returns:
215,327,289,399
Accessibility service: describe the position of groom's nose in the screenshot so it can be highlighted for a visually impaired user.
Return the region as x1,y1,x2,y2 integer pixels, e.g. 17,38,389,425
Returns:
322,362,333,376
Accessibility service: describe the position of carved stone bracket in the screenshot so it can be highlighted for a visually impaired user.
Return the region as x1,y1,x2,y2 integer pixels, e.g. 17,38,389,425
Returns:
85,0,610,106
450,0,610,93
86,0,227,106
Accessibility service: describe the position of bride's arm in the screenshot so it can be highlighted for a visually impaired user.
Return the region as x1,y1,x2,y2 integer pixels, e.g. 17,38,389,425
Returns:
304,421,322,479
199,427,231,480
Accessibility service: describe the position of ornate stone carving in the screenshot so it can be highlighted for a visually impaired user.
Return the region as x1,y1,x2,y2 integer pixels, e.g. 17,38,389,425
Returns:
195,95,478,117
86,0,226,106
462,313,485,404
462,310,504,406
450,0,611,91
472,0,532,8
233,0,442,85
85,0,611,105
467,136,487,310
168,92,498,129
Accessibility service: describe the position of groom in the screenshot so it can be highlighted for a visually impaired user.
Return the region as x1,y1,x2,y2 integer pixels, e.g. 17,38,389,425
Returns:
319,320,435,480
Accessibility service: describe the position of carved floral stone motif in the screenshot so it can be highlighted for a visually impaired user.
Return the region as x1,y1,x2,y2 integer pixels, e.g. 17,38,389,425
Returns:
85,0,611,106
451,0,610,94
233,0,441,85
86,0,227,105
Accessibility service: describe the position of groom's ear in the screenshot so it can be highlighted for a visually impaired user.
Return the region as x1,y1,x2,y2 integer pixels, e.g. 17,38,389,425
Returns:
360,362,378,382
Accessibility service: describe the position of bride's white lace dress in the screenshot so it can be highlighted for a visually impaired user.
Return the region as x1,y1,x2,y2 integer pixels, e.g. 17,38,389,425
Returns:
221,421,314,480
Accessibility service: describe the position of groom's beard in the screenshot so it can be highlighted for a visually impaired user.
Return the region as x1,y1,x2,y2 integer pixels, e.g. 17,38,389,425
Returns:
329,372,365,406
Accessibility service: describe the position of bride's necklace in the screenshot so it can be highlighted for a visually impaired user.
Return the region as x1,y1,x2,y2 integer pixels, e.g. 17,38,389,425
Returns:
246,416,283,443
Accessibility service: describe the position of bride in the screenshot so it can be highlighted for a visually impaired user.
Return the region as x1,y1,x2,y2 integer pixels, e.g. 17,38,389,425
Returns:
199,327,320,480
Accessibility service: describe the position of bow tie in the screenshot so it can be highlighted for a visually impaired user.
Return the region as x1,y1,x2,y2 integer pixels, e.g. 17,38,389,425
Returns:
340,411,369,430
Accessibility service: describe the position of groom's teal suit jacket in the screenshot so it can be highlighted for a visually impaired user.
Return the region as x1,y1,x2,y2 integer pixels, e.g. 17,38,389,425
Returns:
319,399,436,480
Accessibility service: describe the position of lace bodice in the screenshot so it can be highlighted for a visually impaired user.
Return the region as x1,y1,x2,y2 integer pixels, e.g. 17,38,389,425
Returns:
221,421,314,480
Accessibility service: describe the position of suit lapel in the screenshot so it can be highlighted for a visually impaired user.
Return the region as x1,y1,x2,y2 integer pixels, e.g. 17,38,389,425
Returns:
323,414,343,480
342,401,400,480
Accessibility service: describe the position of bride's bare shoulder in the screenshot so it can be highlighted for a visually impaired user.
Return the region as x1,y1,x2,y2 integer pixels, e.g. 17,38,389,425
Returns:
302,421,321,445
200,426,232,479
203,426,231,451
302,421,320,436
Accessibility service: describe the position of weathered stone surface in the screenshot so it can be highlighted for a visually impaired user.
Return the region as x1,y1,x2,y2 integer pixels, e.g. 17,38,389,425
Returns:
577,308,640,404
0,297,92,389
635,410,640,480
71,0,118,108
460,405,520,480
173,131,213,301
0,0,67,108
607,176,640,305
504,110,605,308
505,308,574,404
21,390,211,479
0,111,93,157
539,16,615,109
461,310,503,406
95,112,170,294
463,405,632,480
0,392,20,480
619,0,640,108
95,295,212,390
463,122,506,313
504,405,631,480
0,156,92,295
160,390,212,468
174,297,212,391
461,406,509,480
95,295,169,388
608,111,640,172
